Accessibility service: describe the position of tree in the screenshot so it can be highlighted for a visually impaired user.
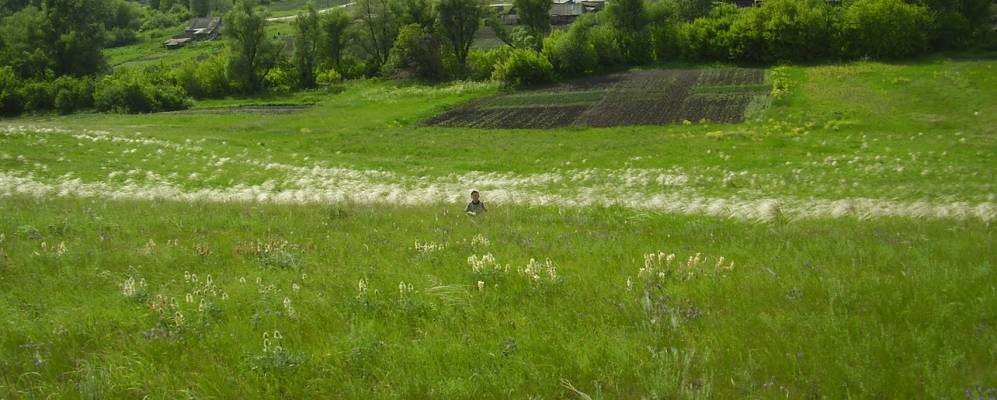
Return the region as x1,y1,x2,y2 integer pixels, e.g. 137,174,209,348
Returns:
437,0,481,69
606,0,651,64
0,6,52,79
293,2,320,88
190,0,210,17
319,8,351,69
673,0,713,21
43,0,108,76
224,0,279,93
395,0,434,29
384,23,445,80
513,0,550,47
839,0,931,59
354,0,397,68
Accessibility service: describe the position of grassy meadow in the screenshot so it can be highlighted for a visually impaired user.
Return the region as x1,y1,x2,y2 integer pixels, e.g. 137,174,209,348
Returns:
1,56,996,398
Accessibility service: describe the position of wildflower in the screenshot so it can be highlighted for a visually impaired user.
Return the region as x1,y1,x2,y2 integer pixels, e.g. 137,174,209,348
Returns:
356,278,368,300
470,234,490,247
477,281,485,291
282,297,297,318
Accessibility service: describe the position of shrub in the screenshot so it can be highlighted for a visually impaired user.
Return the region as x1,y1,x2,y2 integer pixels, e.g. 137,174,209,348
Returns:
491,48,554,88
106,26,139,48
263,64,295,94
589,26,624,67
647,2,681,62
94,72,190,114
542,28,597,77
53,76,95,114
337,55,370,80
173,55,233,99
0,66,25,116
928,10,975,50
677,4,740,61
466,47,515,81
383,24,447,81
838,0,932,59
141,10,185,31
605,0,653,64
19,81,55,111
316,68,342,85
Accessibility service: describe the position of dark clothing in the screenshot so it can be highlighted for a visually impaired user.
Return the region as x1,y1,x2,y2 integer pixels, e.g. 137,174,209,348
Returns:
465,200,486,214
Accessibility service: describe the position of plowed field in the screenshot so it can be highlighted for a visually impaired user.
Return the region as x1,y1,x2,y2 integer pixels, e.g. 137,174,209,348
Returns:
426,68,770,128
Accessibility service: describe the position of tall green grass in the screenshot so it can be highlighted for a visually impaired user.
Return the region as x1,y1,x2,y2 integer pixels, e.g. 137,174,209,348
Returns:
0,197,993,398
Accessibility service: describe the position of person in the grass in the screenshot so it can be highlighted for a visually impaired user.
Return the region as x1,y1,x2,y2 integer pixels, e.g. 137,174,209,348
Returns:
465,190,487,215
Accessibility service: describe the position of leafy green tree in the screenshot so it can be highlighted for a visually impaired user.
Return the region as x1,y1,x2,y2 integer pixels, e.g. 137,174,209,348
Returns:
293,2,321,88
43,0,108,76
839,0,931,59
513,0,550,48
671,0,712,21
606,0,651,64
437,0,481,69
319,8,352,69
0,0,34,16
354,0,398,68
224,0,279,93
912,0,991,49
190,0,210,16
384,23,445,80
0,6,52,79
395,0,434,29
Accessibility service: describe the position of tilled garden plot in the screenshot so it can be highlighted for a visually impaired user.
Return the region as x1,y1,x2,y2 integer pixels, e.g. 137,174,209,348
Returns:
425,68,769,129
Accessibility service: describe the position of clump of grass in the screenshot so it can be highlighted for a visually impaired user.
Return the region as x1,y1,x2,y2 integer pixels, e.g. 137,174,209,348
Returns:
246,330,305,375
236,238,301,270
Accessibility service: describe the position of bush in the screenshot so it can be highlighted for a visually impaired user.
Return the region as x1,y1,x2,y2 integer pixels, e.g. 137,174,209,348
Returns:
677,4,740,61
838,0,932,59
590,25,624,67
466,47,515,81
383,24,447,81
141,9,189,31
19,81,55,111
542,27,597,77
53,76,95,114
337,55,370,80
491,48,554,88
106,26,139,48
316,68,342,85
0,66,25,116
172,54,232,99
756,0,835,62
94,72,190,113
722,0,836,63
648,3,681,63
928,10,975,50
263,63,295,94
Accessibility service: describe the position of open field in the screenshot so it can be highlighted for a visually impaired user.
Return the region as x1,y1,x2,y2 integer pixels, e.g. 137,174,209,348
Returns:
426,68,771,128
1,56,996,397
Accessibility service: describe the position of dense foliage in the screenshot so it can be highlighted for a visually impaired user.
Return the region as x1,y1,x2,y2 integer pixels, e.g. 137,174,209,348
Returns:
1,0,994,116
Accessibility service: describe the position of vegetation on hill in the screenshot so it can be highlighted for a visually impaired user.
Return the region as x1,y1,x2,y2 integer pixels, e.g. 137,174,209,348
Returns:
1,56,995,397
1,0,996,117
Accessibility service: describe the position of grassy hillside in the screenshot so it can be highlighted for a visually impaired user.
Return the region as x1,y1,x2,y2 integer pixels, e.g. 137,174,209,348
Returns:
1,56,995,398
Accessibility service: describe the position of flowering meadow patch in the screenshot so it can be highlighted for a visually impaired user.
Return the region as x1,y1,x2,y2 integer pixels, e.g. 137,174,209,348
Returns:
1,125,993,221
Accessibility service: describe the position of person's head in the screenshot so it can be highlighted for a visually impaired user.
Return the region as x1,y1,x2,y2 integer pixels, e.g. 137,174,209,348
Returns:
470,190,480,202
